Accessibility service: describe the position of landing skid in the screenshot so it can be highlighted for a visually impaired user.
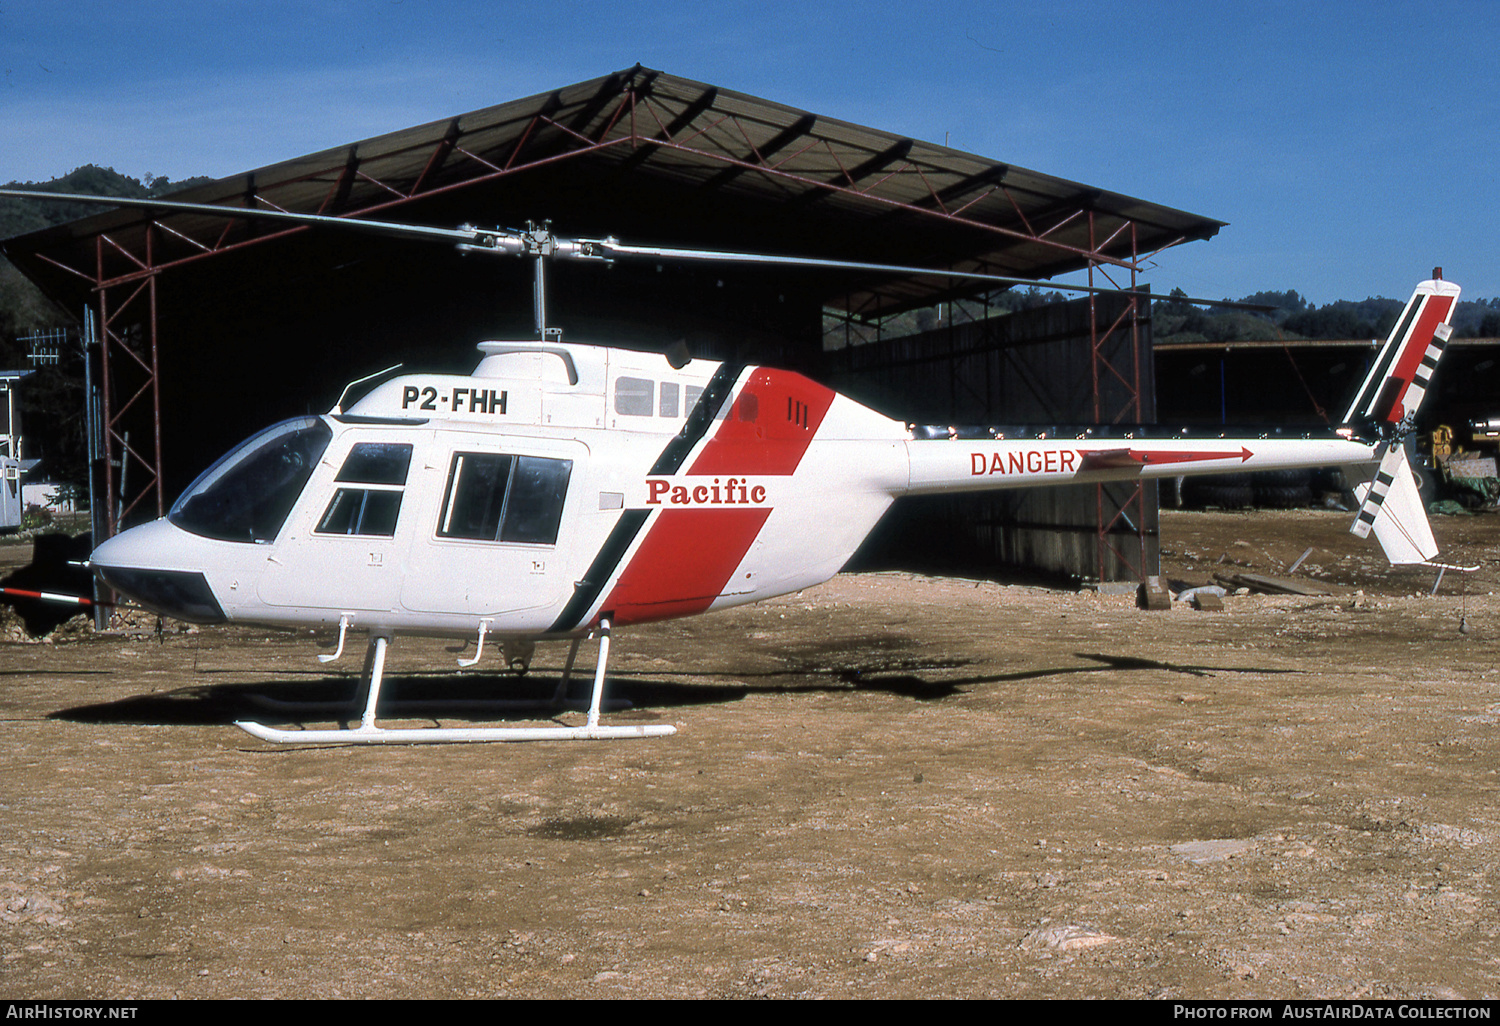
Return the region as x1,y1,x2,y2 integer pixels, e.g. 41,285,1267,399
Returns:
235,620,675,744
244,694,635,715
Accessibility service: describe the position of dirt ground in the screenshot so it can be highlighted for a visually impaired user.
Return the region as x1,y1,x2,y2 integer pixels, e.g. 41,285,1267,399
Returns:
2,507,1500,1000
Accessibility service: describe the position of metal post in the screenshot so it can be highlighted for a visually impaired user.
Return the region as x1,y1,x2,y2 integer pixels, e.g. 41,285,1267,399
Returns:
95,246,116,540
83,305,108,629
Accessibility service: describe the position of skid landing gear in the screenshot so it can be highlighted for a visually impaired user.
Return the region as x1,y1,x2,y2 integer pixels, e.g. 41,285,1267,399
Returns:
235,620,675,744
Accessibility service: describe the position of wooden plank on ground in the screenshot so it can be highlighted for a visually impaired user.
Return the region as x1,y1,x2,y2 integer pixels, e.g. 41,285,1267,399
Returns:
1212,572,1353,596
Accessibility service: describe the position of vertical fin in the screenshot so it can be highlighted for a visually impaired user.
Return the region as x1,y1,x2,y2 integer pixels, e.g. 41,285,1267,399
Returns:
1341,276,1461,427
1349,444,1438,564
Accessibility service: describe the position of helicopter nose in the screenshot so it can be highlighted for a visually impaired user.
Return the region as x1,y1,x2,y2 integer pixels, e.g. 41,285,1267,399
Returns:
91,520,227,624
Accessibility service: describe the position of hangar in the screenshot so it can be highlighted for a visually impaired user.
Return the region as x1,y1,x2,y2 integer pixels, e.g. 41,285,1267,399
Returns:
2,66,1226,587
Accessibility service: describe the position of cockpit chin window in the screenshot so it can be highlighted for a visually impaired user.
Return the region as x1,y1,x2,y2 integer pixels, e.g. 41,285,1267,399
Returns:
168,417,332,543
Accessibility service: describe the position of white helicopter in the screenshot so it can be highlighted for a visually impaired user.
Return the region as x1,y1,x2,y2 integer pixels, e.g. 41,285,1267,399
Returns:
0,189,1462,744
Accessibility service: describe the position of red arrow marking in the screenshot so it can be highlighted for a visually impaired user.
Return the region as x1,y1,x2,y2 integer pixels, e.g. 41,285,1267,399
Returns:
1078,448,1250,471
1136,448,1253,465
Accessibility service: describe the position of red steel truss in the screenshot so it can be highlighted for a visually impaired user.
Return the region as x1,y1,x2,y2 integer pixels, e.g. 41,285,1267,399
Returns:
95,234,164,533
1086,215,1152,586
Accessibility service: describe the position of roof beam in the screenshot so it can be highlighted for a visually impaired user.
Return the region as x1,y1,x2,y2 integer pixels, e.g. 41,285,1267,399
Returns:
786,137,916,209
696,112,818,193
411,119,462,197
322,147,361,213
613,86,721,174
905,163,1011,215
566,66,652,138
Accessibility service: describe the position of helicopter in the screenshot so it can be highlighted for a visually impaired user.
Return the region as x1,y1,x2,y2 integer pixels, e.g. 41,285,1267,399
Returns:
0,189,1462,744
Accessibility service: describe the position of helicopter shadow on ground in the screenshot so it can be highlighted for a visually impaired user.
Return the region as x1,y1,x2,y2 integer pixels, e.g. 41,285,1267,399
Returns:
47,669,742,730
47,648,1304,731
47,661,967,730
691,650,1305,703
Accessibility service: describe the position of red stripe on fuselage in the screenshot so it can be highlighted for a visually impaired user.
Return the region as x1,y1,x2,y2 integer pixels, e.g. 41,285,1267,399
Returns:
598,368,836,626
687,369,836,475
602,507,771,625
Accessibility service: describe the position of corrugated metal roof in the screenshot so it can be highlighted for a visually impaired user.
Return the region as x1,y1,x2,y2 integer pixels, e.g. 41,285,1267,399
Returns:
4,66,1224,318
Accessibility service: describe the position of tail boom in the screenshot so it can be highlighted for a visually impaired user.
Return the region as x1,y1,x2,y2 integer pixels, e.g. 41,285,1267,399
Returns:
888,274,1460,570
903,435,1375,497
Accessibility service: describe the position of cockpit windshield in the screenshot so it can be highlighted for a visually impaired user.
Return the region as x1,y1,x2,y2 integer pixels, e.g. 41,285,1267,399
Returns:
168,417,332,543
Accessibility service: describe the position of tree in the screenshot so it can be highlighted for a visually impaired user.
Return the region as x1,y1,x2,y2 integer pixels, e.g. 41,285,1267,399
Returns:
1,165,201,345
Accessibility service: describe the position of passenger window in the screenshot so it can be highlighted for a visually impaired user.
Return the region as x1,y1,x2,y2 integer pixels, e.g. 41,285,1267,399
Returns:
437,453,511,540
614,377,654,416
315,442,413,537
684,385,704,413
659,381,680,418
437,452,573,545
502,457,573,544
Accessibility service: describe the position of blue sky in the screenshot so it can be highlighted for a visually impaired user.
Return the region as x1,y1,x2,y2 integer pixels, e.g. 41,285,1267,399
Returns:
2,0,1495,305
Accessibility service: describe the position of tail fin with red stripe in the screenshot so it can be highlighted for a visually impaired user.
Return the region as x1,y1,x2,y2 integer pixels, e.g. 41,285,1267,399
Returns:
1341,275,1461,429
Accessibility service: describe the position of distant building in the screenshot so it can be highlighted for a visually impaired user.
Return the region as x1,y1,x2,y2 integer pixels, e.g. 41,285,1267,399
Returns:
1,370,33,529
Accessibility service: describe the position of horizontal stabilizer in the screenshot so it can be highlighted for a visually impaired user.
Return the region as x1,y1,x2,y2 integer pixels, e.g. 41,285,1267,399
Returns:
1350,445,1438,564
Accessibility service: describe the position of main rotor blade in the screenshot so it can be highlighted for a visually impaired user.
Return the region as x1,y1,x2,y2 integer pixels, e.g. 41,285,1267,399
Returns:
585,238,1206,306
0,188,487,248
1,188,1258,310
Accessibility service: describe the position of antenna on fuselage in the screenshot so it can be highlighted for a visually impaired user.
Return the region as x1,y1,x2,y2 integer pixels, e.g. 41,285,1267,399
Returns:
332,363,404,414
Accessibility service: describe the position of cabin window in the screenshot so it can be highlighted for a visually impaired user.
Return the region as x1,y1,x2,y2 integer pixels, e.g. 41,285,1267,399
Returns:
614,377,654,416
169,416,332,543
437,452,572,545
684,385,703,412
334,442,412,485
315,442,413,536
316,490,402,536
659,381,680,418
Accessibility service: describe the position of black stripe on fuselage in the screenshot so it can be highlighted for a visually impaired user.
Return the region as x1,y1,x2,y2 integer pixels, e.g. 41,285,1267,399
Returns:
1353,296,1426,422
546,361,745,632
646,362,745,475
